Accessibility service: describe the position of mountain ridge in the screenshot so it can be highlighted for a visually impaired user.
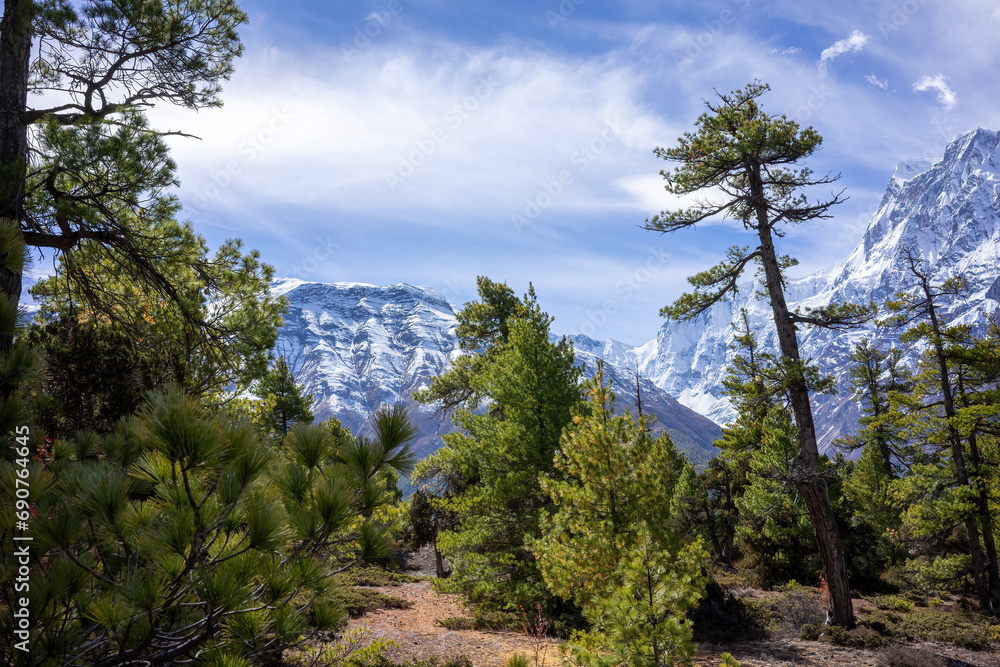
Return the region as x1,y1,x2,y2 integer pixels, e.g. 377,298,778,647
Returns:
272,127,999,460
272,279,722,464
620,126,1000,448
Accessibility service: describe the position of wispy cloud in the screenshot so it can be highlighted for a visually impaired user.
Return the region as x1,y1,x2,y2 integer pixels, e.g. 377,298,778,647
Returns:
864,73,888,90
818,30,869,76
770,46,801,56
912,74,957,110
151,39,671,227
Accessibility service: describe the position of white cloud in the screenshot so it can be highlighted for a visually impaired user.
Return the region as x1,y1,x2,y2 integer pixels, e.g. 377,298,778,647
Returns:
770,46,801,56
614,174,734,222
911,74,957,110
818,30,869,76
149,39,670,227
864,73,888,90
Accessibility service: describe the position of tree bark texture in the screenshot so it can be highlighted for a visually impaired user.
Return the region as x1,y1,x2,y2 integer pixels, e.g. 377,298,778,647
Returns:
0,0,31,349
923,282,992,613
750,164,856,627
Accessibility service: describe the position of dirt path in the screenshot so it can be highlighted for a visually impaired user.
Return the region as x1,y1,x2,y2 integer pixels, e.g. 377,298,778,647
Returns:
338,550,998,667
345,579,998,666
346,580,560,667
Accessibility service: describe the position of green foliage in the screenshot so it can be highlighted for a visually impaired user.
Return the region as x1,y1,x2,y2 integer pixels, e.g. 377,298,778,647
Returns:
768,590,824,632
243,355,315,437
30,216,286,399
835,339,915,581
669,455,739,568
0,218,46,439
506,654,530,667
337,563,421,587
838,339,914,472
535,367,707,666
415,279,580,612
300,626,399,667
367,656,474,667
861,606,995,648
26,317,173,437
13,0,248,261
560,527,707,667
732,406,826,586
434,609,517,631
644,82,871,328
535,364,688,608
814,624,886,649
332,586,413,618
10,0,277,402
0,389,417,665
717,326,821,588
413,276,523,413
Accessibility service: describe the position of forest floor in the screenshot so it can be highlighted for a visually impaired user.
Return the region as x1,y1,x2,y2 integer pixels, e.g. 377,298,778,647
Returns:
299,547,1000,667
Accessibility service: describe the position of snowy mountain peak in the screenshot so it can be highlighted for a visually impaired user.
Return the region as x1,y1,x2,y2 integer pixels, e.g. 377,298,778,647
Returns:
272,279,455,313
273,280,722,464
588,127,1000,447
890,157,937,187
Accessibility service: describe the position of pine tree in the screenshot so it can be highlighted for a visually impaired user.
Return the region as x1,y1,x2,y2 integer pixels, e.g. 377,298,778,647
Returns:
643,83,872,626
536,366,706,667
735,407,820,586
1,1,247,341
881,249,1000,614
535,363,690,608
30,222,286,400
838,339,914,475
714,311,834,585
0,389,416,665
252,355,314,437
836,339,913,574
414,280,580,611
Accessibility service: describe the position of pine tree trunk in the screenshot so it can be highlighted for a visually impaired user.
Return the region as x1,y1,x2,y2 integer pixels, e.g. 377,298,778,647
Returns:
432,524,448,578
0,0,31,353
967,433,1000,614
751,171,855,627
924,294,992,612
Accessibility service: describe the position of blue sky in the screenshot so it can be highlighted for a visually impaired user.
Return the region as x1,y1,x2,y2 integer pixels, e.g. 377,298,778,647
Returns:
143,0,999,344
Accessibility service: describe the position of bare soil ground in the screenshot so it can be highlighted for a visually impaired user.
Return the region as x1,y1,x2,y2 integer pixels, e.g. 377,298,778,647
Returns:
329,548,1000,667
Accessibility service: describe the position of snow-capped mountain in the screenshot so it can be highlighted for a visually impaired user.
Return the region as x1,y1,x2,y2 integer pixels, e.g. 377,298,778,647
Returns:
617,127,1000,450
273,127,998,462
272,279,722,464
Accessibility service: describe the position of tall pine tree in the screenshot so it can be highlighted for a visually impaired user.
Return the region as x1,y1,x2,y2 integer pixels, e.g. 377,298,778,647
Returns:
414,279,580,611
643,83,872,626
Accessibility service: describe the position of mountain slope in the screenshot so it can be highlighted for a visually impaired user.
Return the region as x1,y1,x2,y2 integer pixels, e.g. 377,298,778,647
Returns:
627,127,1000,450
272,279,721,463
272,128,998,460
